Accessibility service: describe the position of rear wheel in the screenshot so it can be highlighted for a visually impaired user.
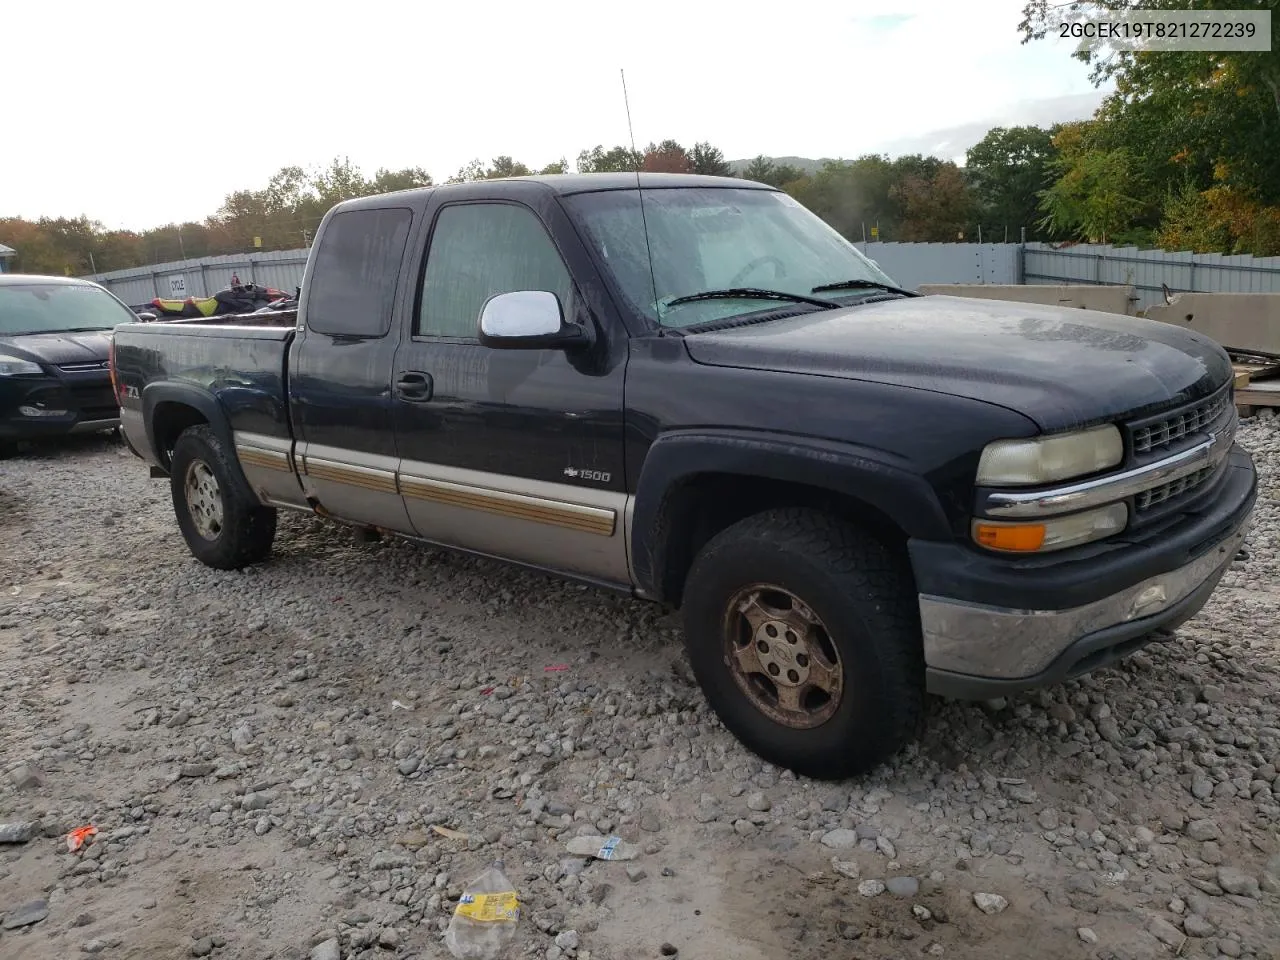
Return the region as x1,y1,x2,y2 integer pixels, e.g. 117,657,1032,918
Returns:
169,424,276,569
681,508,923,780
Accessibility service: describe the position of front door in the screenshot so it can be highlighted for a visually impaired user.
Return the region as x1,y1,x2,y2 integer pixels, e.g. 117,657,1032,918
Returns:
391,198,630,584
290,205,415,532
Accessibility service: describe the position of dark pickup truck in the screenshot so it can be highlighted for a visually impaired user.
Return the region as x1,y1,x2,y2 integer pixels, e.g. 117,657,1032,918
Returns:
110,173,1257,779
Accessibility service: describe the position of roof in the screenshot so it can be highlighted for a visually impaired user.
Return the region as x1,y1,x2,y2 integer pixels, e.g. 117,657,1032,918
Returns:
0,243,15,257
335,171,775,213
0,273,100,287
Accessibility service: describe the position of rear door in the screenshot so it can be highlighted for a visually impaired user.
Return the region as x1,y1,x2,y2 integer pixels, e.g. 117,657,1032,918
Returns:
390,191,631,585
289,205,415,531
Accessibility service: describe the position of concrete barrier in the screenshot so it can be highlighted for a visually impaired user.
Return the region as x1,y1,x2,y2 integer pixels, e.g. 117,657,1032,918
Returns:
918,283,1137,316
1143,292,1280,355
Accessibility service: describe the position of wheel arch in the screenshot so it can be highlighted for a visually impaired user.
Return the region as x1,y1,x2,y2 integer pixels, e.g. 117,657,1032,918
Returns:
142,382,235,473
632,430,950,606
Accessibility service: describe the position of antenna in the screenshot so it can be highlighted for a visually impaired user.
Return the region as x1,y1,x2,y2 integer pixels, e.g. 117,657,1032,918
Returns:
620,68,662,328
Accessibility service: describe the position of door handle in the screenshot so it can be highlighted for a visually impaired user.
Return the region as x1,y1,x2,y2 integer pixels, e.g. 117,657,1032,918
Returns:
395,371,433,402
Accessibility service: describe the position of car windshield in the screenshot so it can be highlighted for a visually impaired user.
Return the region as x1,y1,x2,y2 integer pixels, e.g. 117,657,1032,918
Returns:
0,283,136,336
564,187,904,328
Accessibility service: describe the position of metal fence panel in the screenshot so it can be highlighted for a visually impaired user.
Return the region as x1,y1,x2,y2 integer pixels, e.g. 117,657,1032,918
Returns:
85,240,1280,313
854,242,1021,288
86,249,310,306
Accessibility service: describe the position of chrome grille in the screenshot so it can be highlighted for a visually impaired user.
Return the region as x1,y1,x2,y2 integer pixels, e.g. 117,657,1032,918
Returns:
56,360,109,372
1135,465,1216,511
1131,390,1230,455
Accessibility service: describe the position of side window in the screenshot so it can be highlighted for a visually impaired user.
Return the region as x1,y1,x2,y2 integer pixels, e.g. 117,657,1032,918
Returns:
417,202,574,338
307,207,413,337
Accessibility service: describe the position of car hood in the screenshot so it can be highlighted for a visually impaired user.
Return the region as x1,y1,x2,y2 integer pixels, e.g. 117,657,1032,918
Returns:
681,295,1232,431
0,330,112,367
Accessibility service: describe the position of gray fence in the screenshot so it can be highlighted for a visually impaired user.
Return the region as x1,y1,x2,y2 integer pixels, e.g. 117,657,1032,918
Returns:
87,249,309,306
85,239,1280,314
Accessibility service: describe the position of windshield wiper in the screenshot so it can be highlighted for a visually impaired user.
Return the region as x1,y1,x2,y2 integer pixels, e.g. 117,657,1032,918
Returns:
664,287,838,310
59,327,115,333
811,279,917,298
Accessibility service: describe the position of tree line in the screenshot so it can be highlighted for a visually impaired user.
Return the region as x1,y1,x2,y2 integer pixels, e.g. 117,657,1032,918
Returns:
5,0,1280,276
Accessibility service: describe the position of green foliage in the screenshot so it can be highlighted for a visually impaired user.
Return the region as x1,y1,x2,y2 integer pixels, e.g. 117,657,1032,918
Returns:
965,126,1060,240
688,142,731,176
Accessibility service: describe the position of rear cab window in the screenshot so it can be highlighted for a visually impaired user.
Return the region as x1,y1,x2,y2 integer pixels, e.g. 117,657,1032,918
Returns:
306,207,414,338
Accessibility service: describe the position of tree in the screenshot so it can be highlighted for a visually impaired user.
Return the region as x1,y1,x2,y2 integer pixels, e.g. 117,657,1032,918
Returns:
539,158,569,175
370,167,433,194
891,163,977,241
964,125,1060,239
576,144,643,173
641,139,691,173
1037,122,1149,243
487,156,533,178
688,142,730,176
742,155,776,184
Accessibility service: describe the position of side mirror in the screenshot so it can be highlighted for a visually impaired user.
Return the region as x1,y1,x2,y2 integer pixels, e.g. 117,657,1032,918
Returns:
137,312,158,322
478,291,589,350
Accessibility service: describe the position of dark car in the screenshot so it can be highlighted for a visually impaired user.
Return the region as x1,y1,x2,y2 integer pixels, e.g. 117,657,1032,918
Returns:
0,274,136,455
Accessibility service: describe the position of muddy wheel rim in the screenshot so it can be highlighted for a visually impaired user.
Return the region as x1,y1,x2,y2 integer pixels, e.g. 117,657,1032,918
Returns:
721,584,844,729
184,459,224,541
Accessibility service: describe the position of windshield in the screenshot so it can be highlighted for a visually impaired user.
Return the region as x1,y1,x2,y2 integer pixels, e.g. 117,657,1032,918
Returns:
564,187,904,328
0,283,136,336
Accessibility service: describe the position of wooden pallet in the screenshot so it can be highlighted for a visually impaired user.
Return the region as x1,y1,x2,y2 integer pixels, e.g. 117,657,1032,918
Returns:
1231,352,1280,415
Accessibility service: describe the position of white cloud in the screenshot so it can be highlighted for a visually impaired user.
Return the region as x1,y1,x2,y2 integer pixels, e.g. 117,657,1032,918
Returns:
2,0,1104,230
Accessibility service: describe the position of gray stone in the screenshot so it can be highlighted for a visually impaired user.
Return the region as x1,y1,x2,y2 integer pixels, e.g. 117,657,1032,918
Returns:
640,811,661,833
82,939,108,954
1186,819,1220,842
378,928,401,949
180,762,215,778
1219,938,1242,958
625,865,647,883
0,821,38,844
972,893,1008,915
1037,809,1060,831
1199,685,1224,703
1183,914,1215,938
1147,917,1185,951
310,939,341,960
1192,777,1214,800
857,879,885,898
1077,928,1098,945
876,836,897,859
397,756,420,776
746,792,771,812
208,811,229,827
1216,867,1260,899
555,929,580,951
2,899,50,930
821,829,859,849
8,764,43,791
831,858,860,880
733,819,757,837
886,877,920,898
191,937,214,957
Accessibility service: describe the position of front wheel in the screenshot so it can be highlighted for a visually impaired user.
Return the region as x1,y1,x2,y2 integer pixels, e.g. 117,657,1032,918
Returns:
169,424,277,569
681,508,923,780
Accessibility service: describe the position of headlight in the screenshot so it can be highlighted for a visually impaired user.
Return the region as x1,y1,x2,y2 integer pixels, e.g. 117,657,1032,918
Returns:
973,502,1129,553
976,424,1123,487
0,354,44,377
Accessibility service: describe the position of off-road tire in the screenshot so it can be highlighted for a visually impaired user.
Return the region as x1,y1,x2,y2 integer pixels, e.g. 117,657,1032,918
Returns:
169,424,276,570
681,507,923,780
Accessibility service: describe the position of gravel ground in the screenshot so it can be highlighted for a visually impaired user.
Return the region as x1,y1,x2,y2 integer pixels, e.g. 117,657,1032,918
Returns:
1,413,1278,960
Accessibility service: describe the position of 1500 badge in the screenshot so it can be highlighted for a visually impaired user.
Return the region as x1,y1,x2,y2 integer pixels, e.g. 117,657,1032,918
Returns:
564,466,611,483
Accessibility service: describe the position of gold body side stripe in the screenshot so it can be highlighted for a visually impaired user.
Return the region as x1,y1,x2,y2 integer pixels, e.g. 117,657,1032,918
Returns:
235,446,293,473
300,457,399,495
399,475,616,537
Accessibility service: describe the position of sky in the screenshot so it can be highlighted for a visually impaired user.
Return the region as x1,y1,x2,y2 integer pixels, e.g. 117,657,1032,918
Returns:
3,0,1111,231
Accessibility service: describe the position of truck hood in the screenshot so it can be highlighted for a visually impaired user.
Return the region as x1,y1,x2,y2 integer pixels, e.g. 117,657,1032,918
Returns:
682,295,1232,431
0,330,112,366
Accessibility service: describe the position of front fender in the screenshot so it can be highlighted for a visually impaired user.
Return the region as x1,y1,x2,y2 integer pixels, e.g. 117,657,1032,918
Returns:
630,429,953,599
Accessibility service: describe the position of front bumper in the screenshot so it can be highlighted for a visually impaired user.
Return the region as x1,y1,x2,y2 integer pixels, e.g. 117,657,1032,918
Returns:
0,374,119,441
913,443,1257,699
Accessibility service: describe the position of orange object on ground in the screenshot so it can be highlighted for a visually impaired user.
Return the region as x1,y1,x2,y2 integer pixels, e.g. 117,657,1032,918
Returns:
65,825,98,853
